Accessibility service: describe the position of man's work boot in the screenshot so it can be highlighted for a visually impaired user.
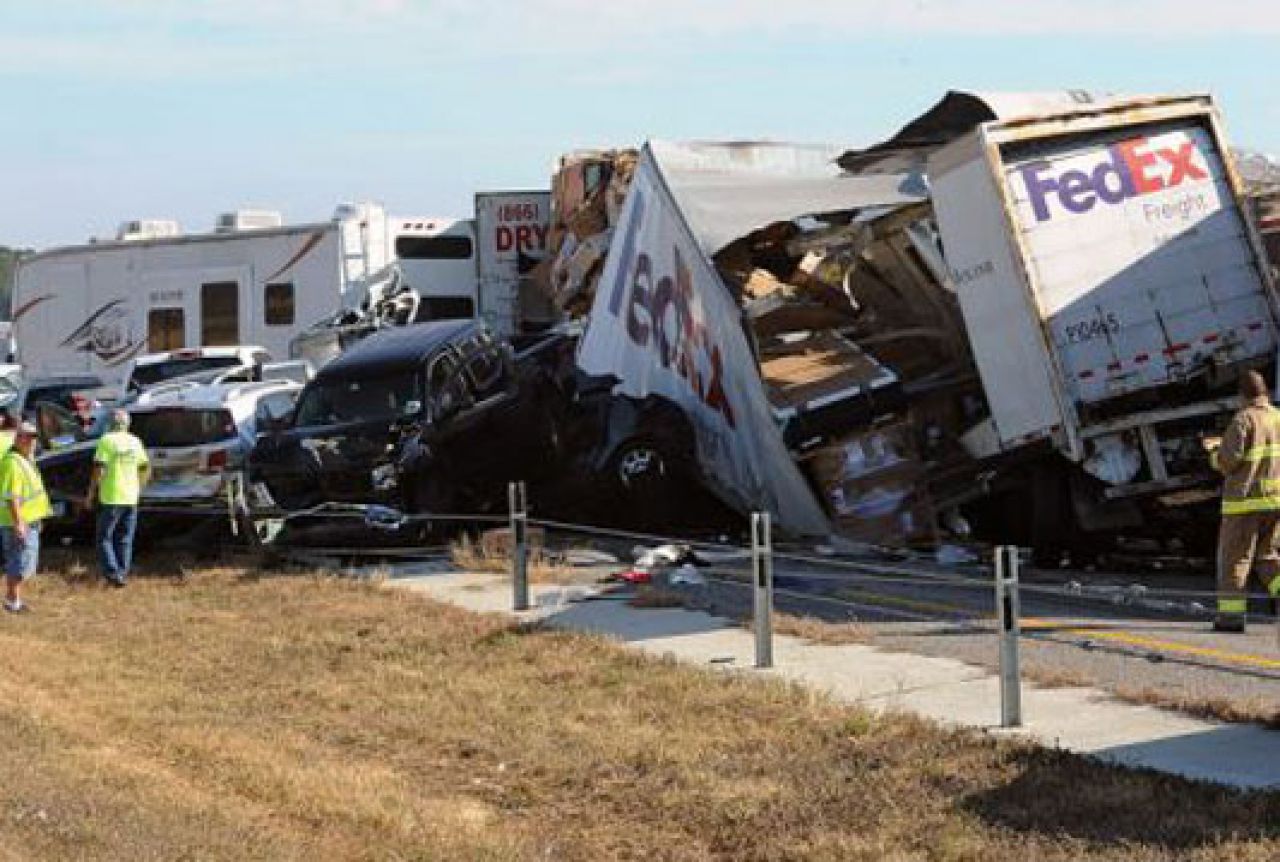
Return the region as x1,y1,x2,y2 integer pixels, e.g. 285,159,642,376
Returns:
1213,615,1247,634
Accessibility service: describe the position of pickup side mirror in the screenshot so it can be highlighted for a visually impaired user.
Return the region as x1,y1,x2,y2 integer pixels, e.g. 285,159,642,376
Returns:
258,409,294,433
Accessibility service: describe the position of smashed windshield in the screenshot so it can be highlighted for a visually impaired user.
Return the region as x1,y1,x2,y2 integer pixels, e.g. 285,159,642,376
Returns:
293,373,422,427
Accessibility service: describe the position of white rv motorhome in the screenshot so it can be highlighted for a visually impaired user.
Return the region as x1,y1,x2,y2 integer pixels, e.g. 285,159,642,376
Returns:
12,203,480,390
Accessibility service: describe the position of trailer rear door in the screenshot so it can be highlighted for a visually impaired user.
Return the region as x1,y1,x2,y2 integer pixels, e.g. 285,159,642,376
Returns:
1001,119,1277,406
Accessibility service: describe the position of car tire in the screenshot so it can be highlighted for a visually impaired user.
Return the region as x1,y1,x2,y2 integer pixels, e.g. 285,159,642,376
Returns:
607,437,686,528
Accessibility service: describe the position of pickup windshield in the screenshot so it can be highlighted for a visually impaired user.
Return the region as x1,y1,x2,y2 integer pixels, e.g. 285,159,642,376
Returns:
131,408,237,447
131,357,244,388
293,373,422,427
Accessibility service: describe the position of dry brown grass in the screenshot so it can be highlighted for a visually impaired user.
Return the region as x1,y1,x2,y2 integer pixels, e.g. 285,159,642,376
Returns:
0,551,1276,860
449,533,579,584
769,612,873,646
1022,664,1095,690
1113,685,1280,729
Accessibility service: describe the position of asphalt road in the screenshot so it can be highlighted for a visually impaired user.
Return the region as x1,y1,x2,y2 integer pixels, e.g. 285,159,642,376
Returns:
678,551,1280,719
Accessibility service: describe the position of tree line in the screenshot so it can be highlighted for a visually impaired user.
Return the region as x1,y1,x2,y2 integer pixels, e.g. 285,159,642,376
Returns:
0,246,27,319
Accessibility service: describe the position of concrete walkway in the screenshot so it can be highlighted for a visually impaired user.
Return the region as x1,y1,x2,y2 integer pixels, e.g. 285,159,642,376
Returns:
388,568,1280,791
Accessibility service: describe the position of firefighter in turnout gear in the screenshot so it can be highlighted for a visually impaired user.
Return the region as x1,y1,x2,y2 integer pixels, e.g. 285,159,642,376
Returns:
1206,371,1280,633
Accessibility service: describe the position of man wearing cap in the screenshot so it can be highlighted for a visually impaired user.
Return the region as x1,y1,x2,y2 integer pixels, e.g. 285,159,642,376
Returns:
87,409,149,587
1205,370,1280,633
0,422,50,612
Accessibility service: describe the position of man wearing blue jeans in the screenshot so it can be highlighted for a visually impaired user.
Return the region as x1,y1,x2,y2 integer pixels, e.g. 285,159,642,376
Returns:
87,410,149,587
0,422,50,612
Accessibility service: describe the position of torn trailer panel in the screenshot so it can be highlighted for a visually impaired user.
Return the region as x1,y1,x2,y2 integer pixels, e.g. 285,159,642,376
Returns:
576,141,932,537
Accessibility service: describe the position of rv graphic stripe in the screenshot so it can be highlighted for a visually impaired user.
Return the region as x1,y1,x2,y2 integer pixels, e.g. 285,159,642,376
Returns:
261,229,327,285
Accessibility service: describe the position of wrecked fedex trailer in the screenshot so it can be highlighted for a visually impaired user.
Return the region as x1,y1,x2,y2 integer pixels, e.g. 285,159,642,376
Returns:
927,94,1280,558
575,95,1280,557
577,141,925,536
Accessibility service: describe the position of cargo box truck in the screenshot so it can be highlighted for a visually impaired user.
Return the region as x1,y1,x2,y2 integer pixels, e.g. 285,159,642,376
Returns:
928,94,1280,556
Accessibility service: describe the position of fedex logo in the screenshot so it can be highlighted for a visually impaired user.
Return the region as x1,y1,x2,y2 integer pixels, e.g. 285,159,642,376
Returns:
1018,134,1209,223
604,188,737,429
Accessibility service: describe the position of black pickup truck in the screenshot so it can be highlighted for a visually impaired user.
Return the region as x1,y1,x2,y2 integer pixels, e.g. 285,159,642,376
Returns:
248,320,719,531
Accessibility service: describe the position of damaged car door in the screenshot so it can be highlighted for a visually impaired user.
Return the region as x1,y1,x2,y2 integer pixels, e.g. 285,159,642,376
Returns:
399,336,559,513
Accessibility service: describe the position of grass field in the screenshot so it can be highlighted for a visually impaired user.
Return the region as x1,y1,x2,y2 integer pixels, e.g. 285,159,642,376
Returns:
0,551,1276,860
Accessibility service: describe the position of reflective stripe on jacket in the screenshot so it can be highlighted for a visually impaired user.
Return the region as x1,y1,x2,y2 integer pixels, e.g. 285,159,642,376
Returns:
1213,397,1280,515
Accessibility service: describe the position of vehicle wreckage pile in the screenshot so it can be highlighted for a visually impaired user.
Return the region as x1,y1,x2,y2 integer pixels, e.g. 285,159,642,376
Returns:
533,149,639,316
39,90,1273,562
521,91,1280,558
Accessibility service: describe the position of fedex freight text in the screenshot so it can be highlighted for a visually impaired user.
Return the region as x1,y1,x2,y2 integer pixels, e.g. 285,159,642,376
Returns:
1019,134,1209,223
1142,191,1211,225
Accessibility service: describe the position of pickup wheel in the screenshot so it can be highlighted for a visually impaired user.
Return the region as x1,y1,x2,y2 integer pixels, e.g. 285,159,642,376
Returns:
613,439,668,490
606,436,687,526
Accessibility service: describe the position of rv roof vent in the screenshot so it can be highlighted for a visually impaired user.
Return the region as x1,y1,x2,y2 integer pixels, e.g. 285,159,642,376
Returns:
116,219,182,242
215,209,284,233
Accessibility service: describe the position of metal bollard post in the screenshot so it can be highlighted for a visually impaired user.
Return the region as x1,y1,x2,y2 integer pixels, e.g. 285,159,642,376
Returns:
509,482,529,611
994,545,1023,728
752,512,774,669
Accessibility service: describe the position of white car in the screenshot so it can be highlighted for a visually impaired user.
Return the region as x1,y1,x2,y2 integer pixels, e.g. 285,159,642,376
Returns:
124,346,272,395
128,380,302,507
0,364,22,413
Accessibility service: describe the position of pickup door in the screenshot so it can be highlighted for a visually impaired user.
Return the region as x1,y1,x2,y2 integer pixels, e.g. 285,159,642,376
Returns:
409,342,559,511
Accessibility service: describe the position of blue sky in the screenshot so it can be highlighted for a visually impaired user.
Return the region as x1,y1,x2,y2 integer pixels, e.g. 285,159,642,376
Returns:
1,0,1276,248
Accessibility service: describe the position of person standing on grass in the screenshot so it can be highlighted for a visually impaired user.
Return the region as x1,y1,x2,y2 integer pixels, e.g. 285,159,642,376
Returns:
0,422,50,613
1205,370,1280,633
87,409,149,588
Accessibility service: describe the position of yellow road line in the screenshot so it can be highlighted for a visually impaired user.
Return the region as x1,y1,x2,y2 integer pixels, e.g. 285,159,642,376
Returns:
1035,625,1280,671
837,587,1280,672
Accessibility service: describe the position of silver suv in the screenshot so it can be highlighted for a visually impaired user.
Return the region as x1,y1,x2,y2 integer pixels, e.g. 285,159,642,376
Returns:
129,380,302,508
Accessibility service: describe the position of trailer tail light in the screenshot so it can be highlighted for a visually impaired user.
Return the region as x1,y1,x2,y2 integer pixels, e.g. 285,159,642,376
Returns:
201,449,229,474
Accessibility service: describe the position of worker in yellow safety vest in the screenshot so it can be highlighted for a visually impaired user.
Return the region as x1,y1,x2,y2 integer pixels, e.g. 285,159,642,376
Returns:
1205,370,1280,633
0,421,51,613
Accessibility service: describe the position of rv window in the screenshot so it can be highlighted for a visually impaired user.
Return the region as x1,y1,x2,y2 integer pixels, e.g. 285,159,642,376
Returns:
395,236,474,260
415,296,475,322
264,282,295,326
147,308,185,352
201,282,239,346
